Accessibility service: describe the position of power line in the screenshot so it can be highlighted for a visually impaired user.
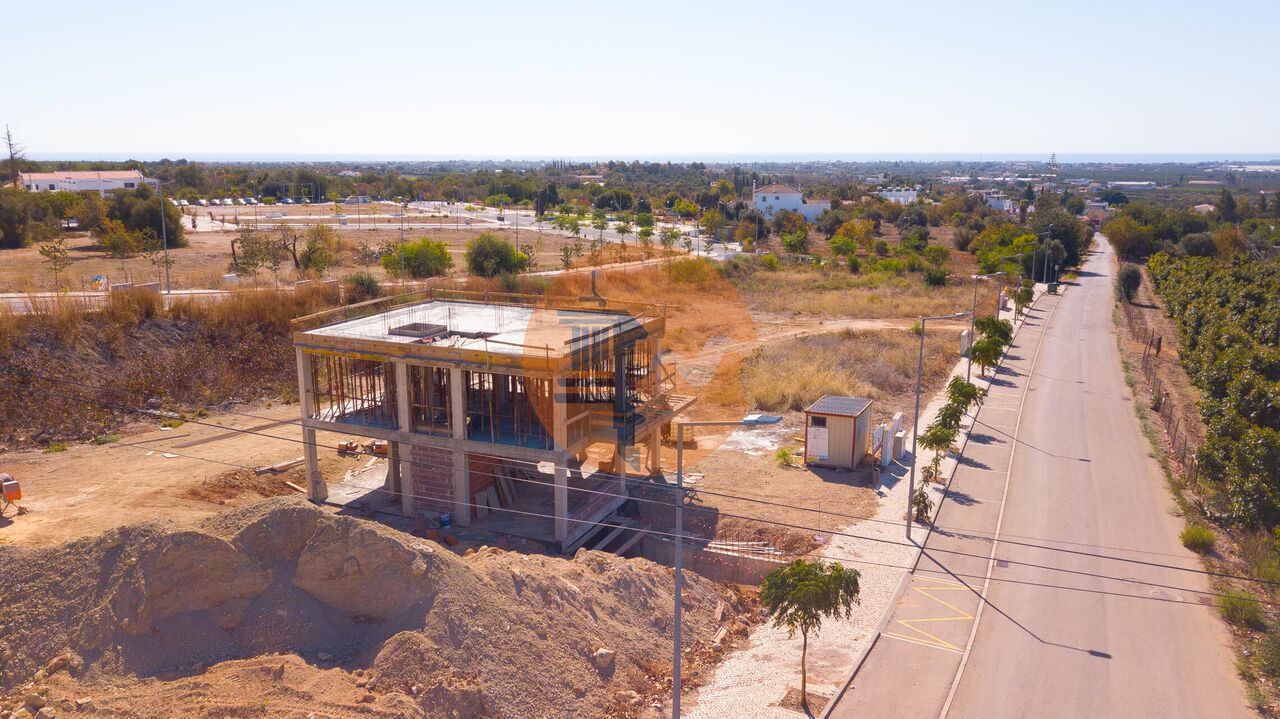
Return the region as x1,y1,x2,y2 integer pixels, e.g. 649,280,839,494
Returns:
0,365,1201,563
85,429,1275,610
4,370,1260,587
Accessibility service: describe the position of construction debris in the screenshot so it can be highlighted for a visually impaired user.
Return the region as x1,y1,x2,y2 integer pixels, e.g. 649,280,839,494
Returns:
254,457,305,475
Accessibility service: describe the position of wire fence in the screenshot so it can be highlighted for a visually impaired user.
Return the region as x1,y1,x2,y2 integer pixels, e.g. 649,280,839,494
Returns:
1124,299,1199,483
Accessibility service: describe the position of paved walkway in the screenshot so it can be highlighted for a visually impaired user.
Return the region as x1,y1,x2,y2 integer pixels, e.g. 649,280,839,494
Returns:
686,297,1038,717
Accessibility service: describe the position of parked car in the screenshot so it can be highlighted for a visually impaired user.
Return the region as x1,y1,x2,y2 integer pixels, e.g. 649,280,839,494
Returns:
196,199,208,207
281,197,293,205
300,197,311,204
178,199,189,207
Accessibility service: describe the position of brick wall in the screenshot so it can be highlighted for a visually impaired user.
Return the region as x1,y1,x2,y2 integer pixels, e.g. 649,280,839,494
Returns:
410,445,453,517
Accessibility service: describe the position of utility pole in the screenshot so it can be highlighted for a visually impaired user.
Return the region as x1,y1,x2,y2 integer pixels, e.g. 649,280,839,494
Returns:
158,182,171,294
910,312,970,537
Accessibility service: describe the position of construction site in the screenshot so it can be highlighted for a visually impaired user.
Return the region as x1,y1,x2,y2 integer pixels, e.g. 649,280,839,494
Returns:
0,255,978,718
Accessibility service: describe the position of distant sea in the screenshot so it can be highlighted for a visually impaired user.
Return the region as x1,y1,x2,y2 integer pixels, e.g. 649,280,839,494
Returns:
27,151,1280,164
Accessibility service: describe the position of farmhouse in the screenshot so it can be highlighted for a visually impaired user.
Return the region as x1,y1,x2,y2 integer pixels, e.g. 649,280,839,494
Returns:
19,169,158,194
751,183,831,222
292,288,693,552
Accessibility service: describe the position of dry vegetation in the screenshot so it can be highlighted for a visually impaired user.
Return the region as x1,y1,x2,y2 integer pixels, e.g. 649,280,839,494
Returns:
739,329,958,419
0,285,338,446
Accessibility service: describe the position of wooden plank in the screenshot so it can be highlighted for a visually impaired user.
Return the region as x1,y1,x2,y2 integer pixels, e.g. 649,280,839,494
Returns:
612,526,646,556
254,457,305,475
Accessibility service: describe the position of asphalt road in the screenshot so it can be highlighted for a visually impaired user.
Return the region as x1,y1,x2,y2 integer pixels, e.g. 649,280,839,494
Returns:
831,237,1249,718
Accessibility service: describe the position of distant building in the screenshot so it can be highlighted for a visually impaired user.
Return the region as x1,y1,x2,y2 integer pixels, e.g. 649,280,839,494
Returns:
20,169,158,195
984,192,1016,213
751,183,831,222
877,187,920,205
1085,201,1115,224
1192,203,1216,215
1109,181,1156,191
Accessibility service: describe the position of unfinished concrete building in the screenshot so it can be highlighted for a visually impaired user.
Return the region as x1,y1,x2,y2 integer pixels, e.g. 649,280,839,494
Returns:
291,288,693,552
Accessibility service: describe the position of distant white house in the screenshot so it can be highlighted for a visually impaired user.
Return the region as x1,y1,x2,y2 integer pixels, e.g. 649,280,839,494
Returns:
984,192,1016,213
20,169,158,195
877,187,919,205
1192,203,1216,215
751,183,831,222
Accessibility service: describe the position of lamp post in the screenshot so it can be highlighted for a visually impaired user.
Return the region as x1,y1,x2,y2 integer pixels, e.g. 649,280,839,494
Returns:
157,181,171,294
967,272,1006,381
672,417,763,717
909,312,971,538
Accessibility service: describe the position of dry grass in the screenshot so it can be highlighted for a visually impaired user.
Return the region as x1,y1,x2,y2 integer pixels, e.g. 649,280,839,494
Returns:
0,284,341,447
740,328,958,418
733,265,995,319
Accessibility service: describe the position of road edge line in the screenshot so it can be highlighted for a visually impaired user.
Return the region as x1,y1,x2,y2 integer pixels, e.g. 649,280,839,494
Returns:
816,291,1049,719
937,288,1066,719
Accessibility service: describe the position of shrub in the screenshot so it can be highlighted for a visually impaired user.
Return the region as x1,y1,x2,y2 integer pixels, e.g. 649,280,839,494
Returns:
873,240,889,257
847,256,861,274
343,272,381,303
1219,590,1264,628
876,258,906,275
1180,525,1215,553
1117,263,1141,301
923,266,950,287
382,237,453,278
90,434,119,445
912,487,934,522
761,254,781,271
104,288,162,326
923,246,951,265
43,442,68,453
1259,631,1280,679
161,418,184,429
781,231,809,254
666,257,717,286
465,233,528,277
774,447,797,467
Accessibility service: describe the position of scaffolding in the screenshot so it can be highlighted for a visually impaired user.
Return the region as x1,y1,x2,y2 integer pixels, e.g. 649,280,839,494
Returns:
310,354,396,428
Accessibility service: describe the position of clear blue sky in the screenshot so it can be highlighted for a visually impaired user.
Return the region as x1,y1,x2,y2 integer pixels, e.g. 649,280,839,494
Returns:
5,0,1278,160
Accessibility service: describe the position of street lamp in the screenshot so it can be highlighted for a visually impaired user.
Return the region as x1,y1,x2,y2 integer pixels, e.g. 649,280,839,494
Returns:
909,311,971,538
156,180,171,294
967,272,1006,382
671,416,766,717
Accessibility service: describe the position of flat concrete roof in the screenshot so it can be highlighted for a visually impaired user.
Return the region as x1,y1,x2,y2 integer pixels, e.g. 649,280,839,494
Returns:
302,300,645,357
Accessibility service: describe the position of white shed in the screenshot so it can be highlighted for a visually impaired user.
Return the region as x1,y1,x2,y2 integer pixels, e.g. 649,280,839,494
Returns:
803,395,872,469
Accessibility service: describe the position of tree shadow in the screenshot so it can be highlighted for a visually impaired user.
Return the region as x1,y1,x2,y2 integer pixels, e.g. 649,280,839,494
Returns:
955,455,992,471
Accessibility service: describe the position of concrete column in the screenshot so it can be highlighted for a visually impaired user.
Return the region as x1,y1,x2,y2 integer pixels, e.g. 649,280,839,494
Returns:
295,347,327,502
452,449,471,526
391,363,411,506
554,459,568,542
647,429,662,475
552,372,568,451
443,369,471,525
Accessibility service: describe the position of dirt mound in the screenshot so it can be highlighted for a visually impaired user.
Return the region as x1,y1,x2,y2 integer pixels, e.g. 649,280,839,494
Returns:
182,467,300,503
0,497,753,718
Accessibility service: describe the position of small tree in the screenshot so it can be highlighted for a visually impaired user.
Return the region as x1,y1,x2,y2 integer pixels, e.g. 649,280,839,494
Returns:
660,226,680,257
38,237,71,289
974,316,1013,347
383,237,453,278
760,559,861,711
464,233,528,277
614,220,632,262
560,245,575,270
638,225,655,258
1117,263,1141,302
971,337,1002,376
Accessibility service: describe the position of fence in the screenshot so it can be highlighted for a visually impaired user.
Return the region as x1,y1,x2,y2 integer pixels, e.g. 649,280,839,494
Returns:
1127,300,1200,483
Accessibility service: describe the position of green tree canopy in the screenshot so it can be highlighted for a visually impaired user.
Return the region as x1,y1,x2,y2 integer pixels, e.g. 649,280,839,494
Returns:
464,233,528,277
760,559,860,711
382,237,453,278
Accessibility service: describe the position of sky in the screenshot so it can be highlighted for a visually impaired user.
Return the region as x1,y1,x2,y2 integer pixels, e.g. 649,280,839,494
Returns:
5,0,1279,161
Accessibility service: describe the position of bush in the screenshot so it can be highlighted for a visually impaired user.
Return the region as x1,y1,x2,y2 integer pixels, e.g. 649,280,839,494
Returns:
1259,631,1280,679
761,254,781,271
666,257,717,286
781,231,809,254
1180,525,1216,553
465,233,528,277
43,442,68,453
774,447,797,467
1219,590,1264,628
90,434,119,445
923,266,950,287
876,258,906,275
343,272,381,303
382,237,453,278
847,256,861,274
923,245,951,265
1117,263,1141,301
